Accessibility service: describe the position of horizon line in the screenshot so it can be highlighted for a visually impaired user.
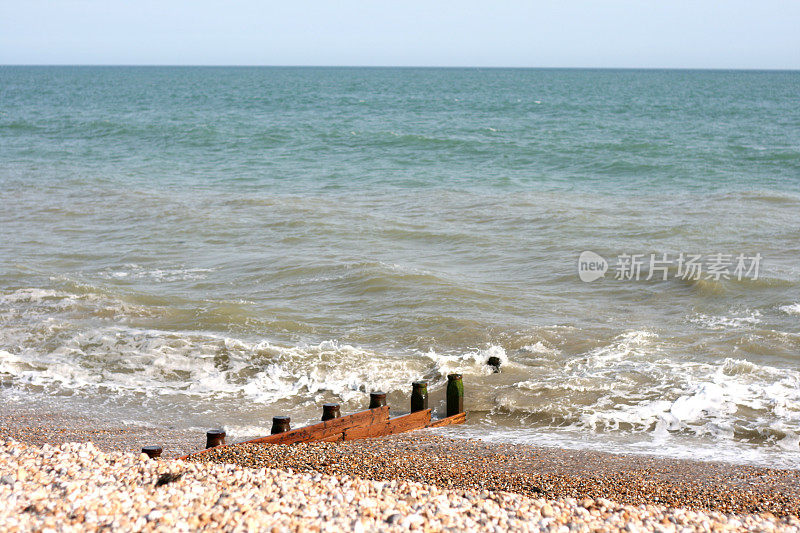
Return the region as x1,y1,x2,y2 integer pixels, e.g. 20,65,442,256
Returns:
2,64,799,72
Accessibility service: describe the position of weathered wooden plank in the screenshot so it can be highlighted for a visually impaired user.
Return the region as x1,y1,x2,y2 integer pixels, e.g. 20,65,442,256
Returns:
427,411,466,428
179,406,466,459
342,409,432,440
246,406,390,445
387,409,431,435
178,407,390,459
319,433,345,443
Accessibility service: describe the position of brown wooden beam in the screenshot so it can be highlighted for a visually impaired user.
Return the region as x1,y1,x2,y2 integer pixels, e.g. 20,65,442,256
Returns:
342,409,432,440
179,406,467,460
248,406,390,445
178,406,390,460
427,411,466,428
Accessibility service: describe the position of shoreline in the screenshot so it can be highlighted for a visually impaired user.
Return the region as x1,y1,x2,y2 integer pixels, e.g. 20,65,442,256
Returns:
0,404,201,458
2,406,799,518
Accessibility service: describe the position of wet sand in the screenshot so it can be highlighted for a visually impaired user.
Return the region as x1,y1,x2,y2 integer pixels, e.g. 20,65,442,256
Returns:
0,406,201,458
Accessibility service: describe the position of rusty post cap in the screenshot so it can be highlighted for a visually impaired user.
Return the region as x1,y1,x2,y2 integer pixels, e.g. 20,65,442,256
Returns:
271,416,291,434
205,429,226,449
322,403,341,421
369,391,387,409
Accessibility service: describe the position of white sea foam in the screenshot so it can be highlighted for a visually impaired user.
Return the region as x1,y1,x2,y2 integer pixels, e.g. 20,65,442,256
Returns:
422,344,512,377
0,287,432,407
0,326,426,406
445,425,800,469
577,356,800,442
1,288,70,304
515,330,662,396
687,310,762,329
520,341,561,357
508,330,800,454
779,303,800,316
97,264,214,282
0,287,159,320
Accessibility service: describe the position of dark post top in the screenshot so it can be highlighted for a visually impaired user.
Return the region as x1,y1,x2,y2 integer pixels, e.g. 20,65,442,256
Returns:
369,391,387,409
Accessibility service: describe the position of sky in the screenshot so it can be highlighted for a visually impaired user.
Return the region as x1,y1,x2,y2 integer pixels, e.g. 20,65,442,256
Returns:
1,1,798,69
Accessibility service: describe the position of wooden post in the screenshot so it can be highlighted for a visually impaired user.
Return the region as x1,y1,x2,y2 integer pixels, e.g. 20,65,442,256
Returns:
487,356,501,372
141,445,162,459
322,403,341,421
446,374,464,417
206,429,226,449
271,416,291,434
369,391,387,409
411,381,428,412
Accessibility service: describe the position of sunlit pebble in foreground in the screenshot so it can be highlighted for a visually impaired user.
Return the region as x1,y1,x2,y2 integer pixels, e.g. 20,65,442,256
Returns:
1,440,798,532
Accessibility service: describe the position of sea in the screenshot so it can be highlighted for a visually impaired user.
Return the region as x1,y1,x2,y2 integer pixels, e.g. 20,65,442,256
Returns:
1,66,799,467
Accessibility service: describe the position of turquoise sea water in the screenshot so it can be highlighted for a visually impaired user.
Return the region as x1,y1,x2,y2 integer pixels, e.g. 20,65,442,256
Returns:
2,67,800,466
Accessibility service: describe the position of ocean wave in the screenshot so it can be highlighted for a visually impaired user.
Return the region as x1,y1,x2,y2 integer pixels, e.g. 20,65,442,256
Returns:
520,341,561,357
687,310,762,330
422,344,511,378
779,303,800,316
0,324,427,406
714,190,800,205
578,358,800,443
2,284,800,464
0,288,69,304
267,261,491,301
0,287,458,406
0,286,164,321
500,331,800,450
96,264,215,283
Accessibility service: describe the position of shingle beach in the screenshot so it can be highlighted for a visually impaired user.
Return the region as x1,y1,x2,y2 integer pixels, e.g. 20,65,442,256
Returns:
2,406,800,531
194,435,800,517
3,439,800,532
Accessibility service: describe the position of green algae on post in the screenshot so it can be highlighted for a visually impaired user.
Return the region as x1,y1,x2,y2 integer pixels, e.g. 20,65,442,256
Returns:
446,374,464,417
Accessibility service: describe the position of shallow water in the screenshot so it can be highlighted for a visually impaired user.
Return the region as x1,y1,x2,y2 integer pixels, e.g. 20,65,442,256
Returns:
2,67,800,467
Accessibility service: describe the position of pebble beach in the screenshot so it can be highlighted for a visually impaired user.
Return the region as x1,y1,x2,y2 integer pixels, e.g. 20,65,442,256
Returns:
2,407,800,531
194,435,800,518
3,439,800,532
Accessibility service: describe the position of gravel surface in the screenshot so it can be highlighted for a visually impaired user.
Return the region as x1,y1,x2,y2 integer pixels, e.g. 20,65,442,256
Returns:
193,434,800,517
3,440,800,532
0,408,201,458
4,407,800,527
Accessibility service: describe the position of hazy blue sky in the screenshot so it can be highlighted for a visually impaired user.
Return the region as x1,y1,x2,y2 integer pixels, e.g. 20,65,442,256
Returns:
1,0,798,68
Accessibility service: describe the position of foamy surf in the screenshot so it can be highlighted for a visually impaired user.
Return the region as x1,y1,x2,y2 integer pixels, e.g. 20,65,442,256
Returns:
1,284,799,454
687,310,762,330
780,303,800,316
2,278,800,469
97,264,215,283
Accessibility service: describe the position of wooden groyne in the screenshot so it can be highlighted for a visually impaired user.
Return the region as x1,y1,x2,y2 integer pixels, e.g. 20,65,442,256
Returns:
142,374,466,460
